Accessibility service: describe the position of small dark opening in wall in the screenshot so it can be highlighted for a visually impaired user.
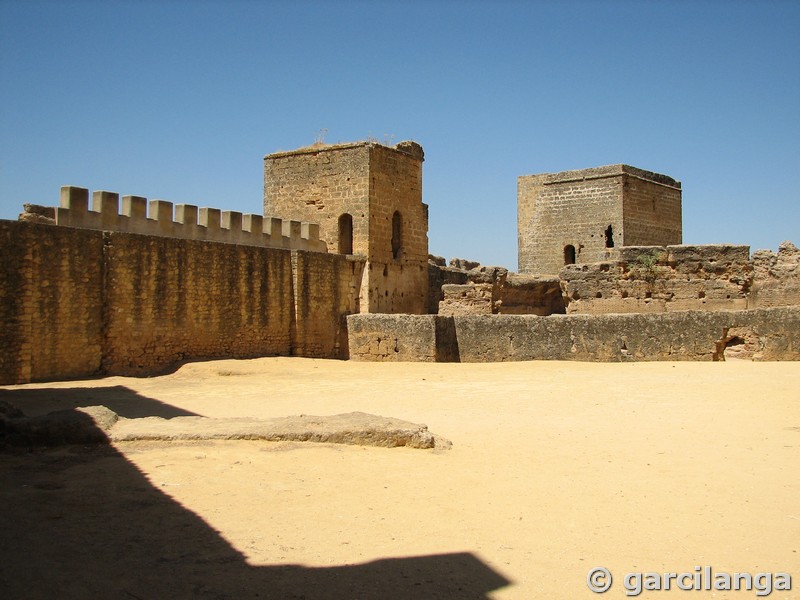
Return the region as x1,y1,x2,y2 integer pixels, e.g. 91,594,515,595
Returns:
645,291,652,299
604,225,614,248
621,290,629,298
564,244,576,265
596,292,603,298
698,291,706,299
725,336,745,348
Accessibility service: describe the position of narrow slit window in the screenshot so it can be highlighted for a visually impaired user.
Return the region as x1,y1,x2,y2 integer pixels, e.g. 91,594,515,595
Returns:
338,213,353,254
391,211,402,259
564,244,576,265
604,225,614,248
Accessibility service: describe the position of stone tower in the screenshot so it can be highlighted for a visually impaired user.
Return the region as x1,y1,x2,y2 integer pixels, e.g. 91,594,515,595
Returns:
517,164,682,275
264,140,429,314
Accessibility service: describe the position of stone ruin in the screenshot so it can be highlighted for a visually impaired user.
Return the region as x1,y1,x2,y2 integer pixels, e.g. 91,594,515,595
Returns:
1,140,798,384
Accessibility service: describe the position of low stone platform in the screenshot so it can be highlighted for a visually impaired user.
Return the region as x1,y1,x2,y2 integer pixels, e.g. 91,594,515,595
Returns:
1,403,450,450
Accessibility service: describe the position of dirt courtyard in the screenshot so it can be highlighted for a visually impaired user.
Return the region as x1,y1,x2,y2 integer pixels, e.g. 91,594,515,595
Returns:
1,357,799,599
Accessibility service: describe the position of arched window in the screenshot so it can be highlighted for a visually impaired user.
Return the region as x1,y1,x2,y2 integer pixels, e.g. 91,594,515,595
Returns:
604,225,615,248
391,211,402,259
338,213,353,255
564,244,576,265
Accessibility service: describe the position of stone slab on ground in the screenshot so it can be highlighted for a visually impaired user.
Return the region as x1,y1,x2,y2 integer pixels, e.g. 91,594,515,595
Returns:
2,404,450,449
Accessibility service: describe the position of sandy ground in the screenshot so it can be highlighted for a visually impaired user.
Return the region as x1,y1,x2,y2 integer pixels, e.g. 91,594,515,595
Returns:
1,357,799,599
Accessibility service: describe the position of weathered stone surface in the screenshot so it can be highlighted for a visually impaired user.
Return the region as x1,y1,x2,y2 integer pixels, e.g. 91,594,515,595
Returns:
2,404,449,449
348,307,800,363
437,270,565,316
751,241,800,308
346,314,440,361
439,283,495,316
449,258,480,270
18,204,56,224
560,244,753,314
498,274,565,315
111,411,450,449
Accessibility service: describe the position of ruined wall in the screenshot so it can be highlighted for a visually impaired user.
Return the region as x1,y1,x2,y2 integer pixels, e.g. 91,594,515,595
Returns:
0,220,363,384
750,242,800,308
427,259,470,314
518,165,681,275
264,141,428,314
436,266,565,317
0,221,103,384
347,307,800,363
560,245,752,314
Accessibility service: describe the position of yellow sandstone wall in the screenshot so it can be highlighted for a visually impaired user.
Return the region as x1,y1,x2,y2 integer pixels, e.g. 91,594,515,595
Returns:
0,220,364,384
0,221,103,383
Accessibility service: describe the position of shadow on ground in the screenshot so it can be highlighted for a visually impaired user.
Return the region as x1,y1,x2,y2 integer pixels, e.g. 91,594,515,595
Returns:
0,411,510,599
0,385,199,418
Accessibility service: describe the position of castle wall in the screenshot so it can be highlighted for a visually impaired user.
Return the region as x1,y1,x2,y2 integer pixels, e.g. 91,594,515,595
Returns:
291,251,365,358
0,221,103,384
518,165,682,276
560,245,752,314
102,232,295,376
0,220,363,384
347,307,800,363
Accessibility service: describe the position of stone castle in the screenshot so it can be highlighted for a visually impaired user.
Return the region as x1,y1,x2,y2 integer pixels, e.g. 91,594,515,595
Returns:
2,140,798,384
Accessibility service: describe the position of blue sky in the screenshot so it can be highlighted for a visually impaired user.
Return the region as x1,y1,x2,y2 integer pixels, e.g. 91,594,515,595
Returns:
1,0,798,269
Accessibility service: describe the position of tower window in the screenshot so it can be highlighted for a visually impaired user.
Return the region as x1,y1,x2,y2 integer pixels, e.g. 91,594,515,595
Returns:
338,213,353,254
391,211,402,259
564,244,576,265
604,225,615,248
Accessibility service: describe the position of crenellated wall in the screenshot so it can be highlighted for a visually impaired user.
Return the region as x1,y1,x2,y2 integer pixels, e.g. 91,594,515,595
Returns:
54,186,327,252
0,219,364,383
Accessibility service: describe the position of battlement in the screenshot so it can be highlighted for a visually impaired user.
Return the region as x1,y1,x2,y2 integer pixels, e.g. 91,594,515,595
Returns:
52,186,327,252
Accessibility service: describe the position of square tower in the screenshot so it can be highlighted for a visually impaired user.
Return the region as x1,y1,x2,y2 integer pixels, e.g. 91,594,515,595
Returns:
517,164,682,275
264,140,429,314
